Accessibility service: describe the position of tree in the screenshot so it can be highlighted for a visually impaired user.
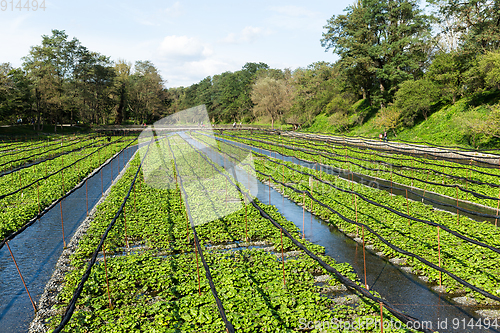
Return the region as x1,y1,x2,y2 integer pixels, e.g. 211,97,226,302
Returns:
128,61,165,124
374,106,402,134
250,74,294,129
430,0,500,53
113,59,131,124
2,68,34,126
321,0,432,107
393,78,440,126
478,50,500,90
290,62,356,126
425,51,465,103
23,29,90,130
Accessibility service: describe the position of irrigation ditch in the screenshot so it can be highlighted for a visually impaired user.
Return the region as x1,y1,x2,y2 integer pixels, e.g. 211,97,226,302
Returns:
0,141,138,332
192,131,500,330
9,129,500,332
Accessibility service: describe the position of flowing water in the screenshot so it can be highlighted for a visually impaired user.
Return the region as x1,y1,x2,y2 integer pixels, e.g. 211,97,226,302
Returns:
0,145,137,332
186,133,500,333
216,136,499,224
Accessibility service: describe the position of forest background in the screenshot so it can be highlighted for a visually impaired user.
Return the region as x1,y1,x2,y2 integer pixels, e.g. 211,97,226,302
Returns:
1,0,499,147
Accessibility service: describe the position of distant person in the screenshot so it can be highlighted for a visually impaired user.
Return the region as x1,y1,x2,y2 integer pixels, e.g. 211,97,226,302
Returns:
239,121,242,128
379,133,383,141
232,122,236,128
383,131,388,142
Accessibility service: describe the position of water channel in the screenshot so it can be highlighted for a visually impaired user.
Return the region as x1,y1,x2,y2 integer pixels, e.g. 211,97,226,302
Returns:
186,133,500,333
215,135,500,225
0,145,137,332
2,132,499,333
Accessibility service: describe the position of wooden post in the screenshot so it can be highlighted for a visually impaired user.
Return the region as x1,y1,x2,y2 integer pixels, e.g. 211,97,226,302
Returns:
6,241,38,313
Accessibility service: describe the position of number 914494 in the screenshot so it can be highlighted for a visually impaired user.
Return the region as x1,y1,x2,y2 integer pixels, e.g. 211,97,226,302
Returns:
1,0,46,11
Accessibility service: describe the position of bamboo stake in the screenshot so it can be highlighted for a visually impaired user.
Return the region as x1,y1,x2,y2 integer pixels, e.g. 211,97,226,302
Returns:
6,241,37,313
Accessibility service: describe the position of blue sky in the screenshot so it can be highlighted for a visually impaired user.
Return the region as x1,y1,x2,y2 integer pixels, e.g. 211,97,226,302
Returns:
1,0,352,88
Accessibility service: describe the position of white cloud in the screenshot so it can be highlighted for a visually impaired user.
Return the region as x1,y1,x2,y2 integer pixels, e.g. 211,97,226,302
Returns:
159,57,237,88
158,35,212,60
153,34,236,87
221,26,270,44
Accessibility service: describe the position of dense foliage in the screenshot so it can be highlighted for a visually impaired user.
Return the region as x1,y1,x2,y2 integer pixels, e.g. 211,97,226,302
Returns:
215,130,500,303
2,0,500,141
46,136,408,332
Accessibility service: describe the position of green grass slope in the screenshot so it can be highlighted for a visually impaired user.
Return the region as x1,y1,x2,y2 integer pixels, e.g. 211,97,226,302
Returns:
303,91,500,148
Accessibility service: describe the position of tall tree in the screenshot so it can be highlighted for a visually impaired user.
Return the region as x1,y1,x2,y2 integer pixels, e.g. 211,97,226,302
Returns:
251,71,294,129
128,61,165,124
113,59,131,124
430,0,500,53
321,0,432,107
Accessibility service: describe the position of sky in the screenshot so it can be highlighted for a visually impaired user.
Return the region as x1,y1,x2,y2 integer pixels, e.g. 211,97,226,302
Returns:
1,0,353,88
